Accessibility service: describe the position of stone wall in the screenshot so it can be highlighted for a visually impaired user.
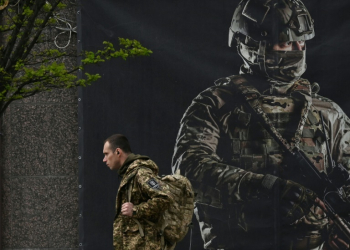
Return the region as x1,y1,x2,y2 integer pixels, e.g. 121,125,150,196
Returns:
0,1,80,249
1,88,79,250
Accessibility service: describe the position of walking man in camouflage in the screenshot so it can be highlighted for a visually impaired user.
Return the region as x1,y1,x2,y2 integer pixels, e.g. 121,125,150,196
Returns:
172,0,350,249
103,134,173,250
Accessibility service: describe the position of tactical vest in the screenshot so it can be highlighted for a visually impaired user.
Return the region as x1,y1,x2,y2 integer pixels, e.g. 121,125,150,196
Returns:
216,77,328,181
194,76,330,250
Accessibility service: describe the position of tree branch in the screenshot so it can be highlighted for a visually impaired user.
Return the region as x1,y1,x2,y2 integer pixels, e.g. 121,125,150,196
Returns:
5,0,47,73
21,0,62,61
1,0,31,67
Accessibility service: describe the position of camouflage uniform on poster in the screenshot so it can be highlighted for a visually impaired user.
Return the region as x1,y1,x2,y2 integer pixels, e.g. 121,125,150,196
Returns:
172,1,350,250
113,154,173,250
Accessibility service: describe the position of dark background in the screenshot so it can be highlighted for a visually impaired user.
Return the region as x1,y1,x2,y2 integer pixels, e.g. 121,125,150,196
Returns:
79,1,350,249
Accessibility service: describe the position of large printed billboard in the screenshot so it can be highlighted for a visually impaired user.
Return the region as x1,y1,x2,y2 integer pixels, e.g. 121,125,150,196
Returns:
79,1,350,249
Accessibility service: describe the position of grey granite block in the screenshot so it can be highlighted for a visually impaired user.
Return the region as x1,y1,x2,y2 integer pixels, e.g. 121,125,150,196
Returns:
2,106,13,248
1,177,12,248
11,177,52,248
10,105,50,176
8,176,79,249
48,177,79,248
9,104,78,176
14,88,78,104
46,104,78,176
2,105,12,177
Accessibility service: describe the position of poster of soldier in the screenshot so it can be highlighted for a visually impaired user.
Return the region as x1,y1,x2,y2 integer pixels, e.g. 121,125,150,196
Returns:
78,0,350,250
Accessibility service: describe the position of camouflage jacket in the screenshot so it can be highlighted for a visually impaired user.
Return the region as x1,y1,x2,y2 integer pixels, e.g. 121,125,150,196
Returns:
172,74,350,249
113,154,173,250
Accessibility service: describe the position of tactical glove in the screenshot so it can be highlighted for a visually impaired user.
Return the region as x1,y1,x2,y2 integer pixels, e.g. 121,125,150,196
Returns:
262,174,317,225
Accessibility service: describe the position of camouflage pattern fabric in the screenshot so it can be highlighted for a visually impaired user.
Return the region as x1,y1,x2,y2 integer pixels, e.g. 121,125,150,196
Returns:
172,74,350,250
114,155,173,250
158,174,194,248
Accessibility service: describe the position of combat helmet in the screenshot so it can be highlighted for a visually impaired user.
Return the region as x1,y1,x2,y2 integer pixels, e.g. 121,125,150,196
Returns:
229,0,315,83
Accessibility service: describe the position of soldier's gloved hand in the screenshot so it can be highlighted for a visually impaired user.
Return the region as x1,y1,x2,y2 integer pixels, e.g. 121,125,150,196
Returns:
280,180,317,224
261,174,317,225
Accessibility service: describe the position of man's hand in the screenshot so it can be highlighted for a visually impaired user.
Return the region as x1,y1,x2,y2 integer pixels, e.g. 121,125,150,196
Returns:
121,202,134,217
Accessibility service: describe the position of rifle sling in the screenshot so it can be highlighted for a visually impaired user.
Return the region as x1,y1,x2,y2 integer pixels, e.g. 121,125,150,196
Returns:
232,78,312,154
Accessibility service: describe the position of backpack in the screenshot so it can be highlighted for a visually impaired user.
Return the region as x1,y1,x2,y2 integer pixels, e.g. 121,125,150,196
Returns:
127,168,195,250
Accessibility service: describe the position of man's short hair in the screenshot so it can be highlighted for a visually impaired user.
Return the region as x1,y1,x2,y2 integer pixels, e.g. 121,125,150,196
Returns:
104,134,132,153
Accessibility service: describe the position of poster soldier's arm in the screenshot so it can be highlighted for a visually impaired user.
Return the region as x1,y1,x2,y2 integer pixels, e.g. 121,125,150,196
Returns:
172,86,264,200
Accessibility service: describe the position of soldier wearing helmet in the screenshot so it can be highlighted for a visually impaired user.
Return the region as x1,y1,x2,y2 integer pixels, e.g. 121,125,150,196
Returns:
172,0,350,249
230,0,314,83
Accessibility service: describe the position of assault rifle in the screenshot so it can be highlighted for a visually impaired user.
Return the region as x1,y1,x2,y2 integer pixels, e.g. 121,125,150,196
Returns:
237,81,350,239
282,112,350,240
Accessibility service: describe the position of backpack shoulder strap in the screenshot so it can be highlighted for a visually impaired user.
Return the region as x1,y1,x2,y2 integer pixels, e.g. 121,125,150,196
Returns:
125,165,154,239
123,167,145,237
